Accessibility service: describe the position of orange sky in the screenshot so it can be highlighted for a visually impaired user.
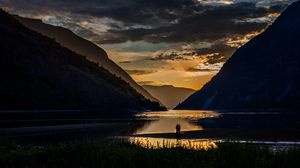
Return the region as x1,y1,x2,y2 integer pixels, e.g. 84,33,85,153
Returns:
104,31,262,90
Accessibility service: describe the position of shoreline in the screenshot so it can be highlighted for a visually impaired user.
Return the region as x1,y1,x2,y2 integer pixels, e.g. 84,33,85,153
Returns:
131,129,300,141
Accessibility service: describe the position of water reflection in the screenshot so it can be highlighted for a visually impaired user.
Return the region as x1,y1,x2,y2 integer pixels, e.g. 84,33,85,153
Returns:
134,110,219,135
134,118,202,134
128,137,218,150
118,110,300,151
135,110,220,121
126,110,220,150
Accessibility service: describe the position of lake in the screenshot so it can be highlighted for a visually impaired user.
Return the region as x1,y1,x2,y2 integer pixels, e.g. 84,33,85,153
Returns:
134,110,219,134
1,109,299,150
120,110,300,150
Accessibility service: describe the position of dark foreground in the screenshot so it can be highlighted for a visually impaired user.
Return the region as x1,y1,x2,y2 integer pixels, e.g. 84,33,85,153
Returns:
0,140,300,168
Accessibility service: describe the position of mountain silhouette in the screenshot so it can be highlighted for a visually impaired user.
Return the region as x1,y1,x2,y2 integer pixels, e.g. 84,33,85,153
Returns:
15,16,159,103
143,85,195,109
176,1,300,110
0,9,165,112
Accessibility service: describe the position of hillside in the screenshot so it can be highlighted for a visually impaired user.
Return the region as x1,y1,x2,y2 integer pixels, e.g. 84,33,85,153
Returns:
16,16,159,103
0,9,164,113
176,1,300,110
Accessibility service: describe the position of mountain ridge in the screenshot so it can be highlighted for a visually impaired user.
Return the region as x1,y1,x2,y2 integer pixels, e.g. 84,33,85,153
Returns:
176,1,300,110
0,9,165,113
15,16,160,103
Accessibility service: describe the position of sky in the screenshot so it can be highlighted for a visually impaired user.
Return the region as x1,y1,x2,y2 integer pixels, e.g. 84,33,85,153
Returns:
0,0,296,90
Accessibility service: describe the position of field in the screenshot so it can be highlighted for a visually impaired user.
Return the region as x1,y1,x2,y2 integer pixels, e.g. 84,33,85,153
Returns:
0,139,300,168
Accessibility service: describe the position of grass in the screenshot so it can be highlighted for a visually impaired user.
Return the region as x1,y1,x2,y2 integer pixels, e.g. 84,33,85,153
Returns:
0,139,300,168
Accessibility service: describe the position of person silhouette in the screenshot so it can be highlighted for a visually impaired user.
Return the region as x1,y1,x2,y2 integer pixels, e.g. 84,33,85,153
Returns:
176,124,181,139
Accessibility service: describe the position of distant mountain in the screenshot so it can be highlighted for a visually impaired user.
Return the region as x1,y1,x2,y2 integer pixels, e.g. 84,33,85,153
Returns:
143,85,195,109
15,16,159,103
0,9,165,112
176,1,300,110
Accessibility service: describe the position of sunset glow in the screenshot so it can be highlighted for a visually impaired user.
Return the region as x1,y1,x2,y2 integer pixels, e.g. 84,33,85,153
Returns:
1,0,295,90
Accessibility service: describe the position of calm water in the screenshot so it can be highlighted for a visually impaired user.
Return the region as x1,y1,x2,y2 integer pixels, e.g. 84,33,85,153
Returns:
134,110,219,135
126,110,220,149
119,110,300,150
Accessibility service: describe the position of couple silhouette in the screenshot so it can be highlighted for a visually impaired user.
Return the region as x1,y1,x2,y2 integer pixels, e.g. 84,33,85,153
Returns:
176,124,181,139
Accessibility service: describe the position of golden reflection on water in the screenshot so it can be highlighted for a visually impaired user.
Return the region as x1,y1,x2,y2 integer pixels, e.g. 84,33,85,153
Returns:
129,110,220,149
129,137,218,150
134,110,220,135
135,110,220,121
134,118,203,134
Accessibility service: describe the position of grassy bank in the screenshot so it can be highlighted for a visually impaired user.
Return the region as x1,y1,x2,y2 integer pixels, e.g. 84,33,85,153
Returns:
0,140,299,168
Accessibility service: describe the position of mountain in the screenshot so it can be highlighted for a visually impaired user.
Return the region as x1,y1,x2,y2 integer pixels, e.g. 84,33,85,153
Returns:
0,9,164,113
142,85,195,109
15,16,159,103
176,1,300,110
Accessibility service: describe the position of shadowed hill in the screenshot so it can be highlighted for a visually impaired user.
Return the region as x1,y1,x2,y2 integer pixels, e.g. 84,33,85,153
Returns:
15,16,159,103
176,1,300,110
0,9,165,113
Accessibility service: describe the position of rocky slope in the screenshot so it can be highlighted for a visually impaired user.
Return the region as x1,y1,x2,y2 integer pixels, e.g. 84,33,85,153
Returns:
176,1,300,110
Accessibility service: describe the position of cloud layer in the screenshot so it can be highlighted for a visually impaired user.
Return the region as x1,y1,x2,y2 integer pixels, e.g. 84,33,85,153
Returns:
0,0,294,89
0,0,289,44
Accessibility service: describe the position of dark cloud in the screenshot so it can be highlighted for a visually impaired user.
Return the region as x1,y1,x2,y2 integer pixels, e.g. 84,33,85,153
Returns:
70,0,199,25
268,4,290,13
150,52,188,61
185,67,213,72
0,0,198,25
150,44,237,64
0,0,289,45
125,69,157,75
192,44,237,64
97,2,280,44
